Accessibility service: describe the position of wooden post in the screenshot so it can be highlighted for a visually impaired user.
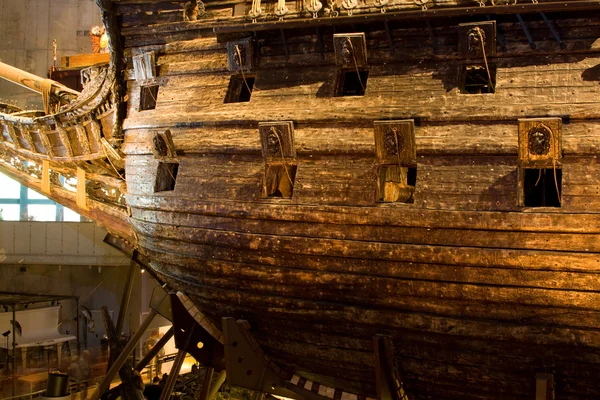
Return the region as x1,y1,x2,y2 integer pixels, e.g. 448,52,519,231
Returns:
11,305,16,397
75,299,81,355
89,309,158,400
134,326,174,372
76,167,88,210
115,261,136,339
198,367,214,400
536,373,554,400
41,160,50,194
207,370,227,400
159,349,187,400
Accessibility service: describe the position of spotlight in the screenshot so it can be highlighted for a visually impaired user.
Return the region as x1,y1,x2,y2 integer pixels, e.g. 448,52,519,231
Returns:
2,330,10,337
141,268,145,274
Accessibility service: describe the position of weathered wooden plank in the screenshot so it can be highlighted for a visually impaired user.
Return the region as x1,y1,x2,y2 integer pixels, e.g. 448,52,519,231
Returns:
133,220,600,275
130,207,600,254
183,288,600,347
124,188,600,233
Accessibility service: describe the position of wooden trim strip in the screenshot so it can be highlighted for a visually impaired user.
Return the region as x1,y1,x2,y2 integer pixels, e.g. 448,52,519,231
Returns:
213,1,600,36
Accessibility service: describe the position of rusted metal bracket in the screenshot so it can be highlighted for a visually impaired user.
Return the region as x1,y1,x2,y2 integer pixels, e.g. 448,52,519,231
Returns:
373,335,409,400
516,14,536,49
540,13,566,49
171,293,225,369
222,317,301,399
384,22,394,55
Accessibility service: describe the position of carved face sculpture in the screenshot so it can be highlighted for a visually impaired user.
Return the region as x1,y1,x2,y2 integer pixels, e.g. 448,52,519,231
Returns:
384,130,402,156
266,129,282,156
528,126,552,156
341,39,353,64
467,28,485,54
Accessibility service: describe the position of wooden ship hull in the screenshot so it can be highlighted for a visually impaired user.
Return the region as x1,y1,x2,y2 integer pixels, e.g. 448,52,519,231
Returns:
4,0,600,399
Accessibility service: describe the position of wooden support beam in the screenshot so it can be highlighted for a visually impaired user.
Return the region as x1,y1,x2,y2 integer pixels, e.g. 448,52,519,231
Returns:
207,370,227,400
115,260,136,339
41,160,50,195
90,308,160,400
76,167,88,210
159,348,188,400
198,367,215,400
135,326,174,372
374,335,408,400
536,373,554,400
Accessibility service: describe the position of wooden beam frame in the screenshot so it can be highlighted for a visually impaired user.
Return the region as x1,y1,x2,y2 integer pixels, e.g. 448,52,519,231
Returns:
374,335,408,400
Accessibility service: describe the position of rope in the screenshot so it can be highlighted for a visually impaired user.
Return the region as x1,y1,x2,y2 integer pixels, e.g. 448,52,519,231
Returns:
235,45,253,96
346,39,366,94
475,27,494,93
533,126,561,205
249,0,262,21
275,0,288,19
393,128,403,176
270,126,294,187
102,144,126,181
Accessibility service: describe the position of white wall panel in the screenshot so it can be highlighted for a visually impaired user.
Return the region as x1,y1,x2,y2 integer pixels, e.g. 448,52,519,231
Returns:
0,222,127,265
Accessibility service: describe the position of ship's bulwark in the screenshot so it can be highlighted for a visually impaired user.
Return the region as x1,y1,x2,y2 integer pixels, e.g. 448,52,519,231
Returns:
3,0,600,398
121,3,600,399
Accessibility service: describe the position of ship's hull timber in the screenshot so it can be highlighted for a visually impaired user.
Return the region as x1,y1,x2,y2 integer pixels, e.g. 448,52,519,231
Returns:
2,0,600,398
115,2,600,398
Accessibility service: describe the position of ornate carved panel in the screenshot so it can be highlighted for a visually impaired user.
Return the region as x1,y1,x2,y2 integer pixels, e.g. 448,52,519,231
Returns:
518,118,562,165
227,38,254,72
458,21,496,59
333,33,367,68
259,121,295,161
373,120,416,165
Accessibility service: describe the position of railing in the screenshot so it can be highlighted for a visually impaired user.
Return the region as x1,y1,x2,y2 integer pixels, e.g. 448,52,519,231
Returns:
0,67,119,162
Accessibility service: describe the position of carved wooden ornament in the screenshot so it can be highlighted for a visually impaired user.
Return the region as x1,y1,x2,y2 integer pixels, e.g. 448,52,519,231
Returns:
374,120,416,165
333,33,367,68
151,129,178,161
518,118,562,165
458,21,496,59
227,38,254,72
259,121,295,161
